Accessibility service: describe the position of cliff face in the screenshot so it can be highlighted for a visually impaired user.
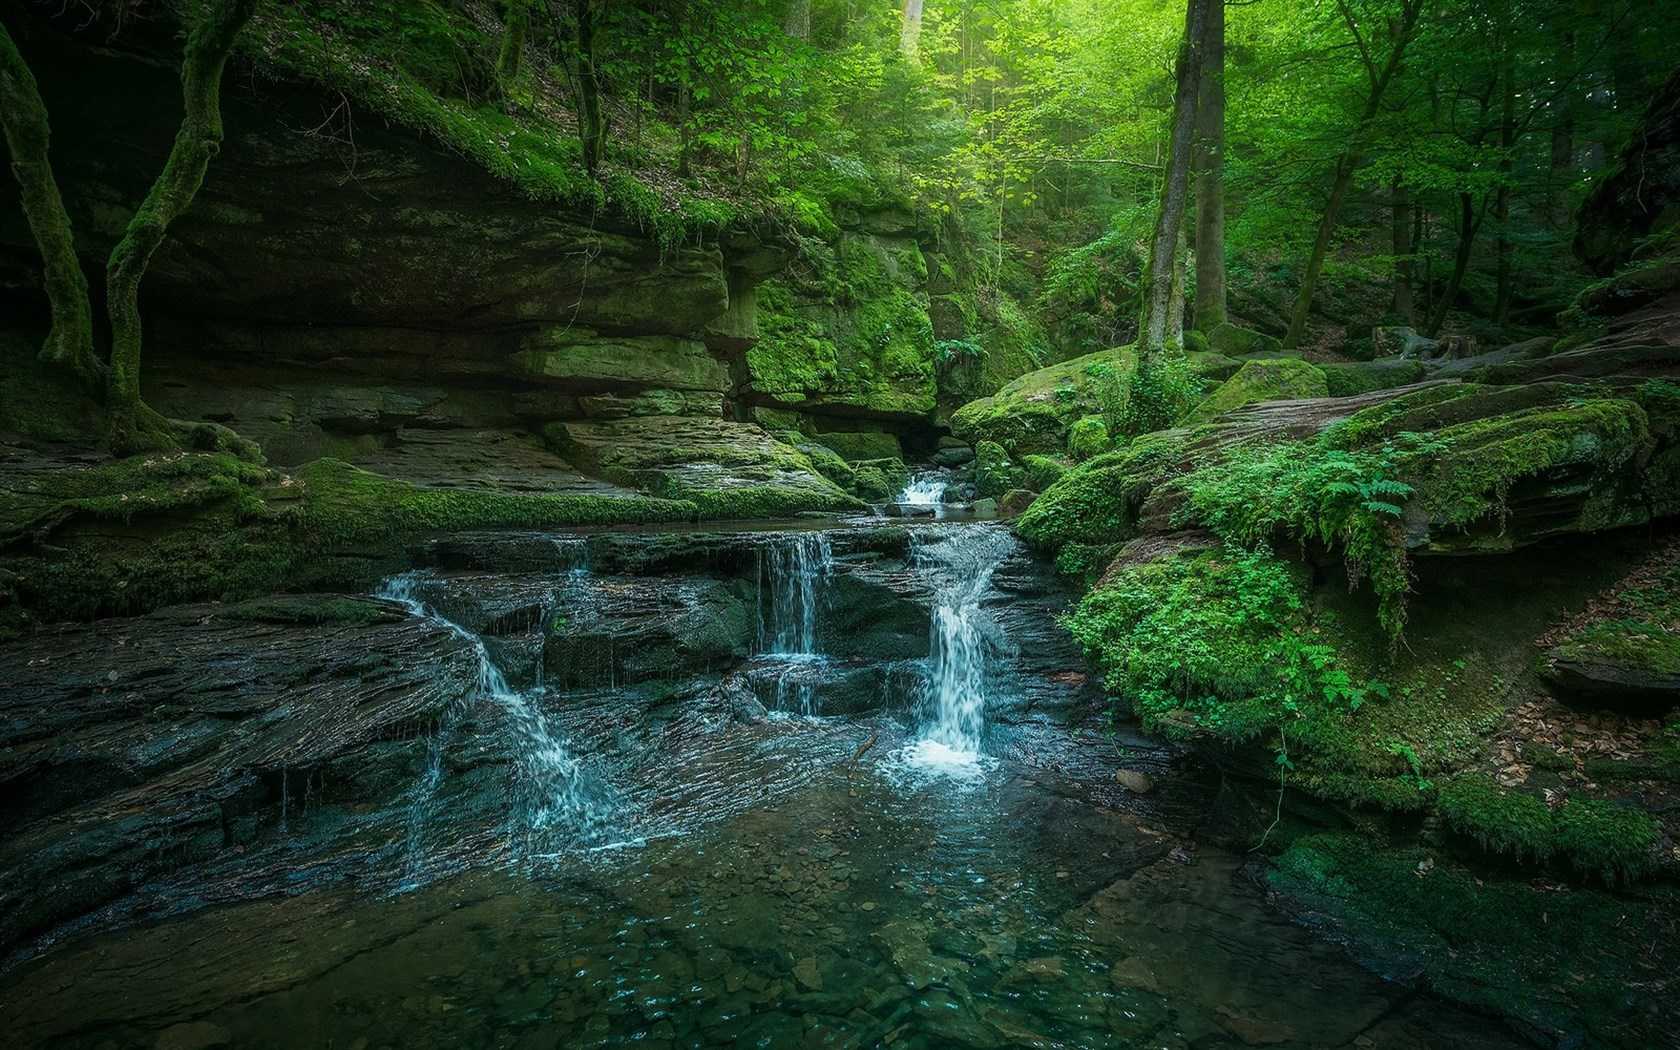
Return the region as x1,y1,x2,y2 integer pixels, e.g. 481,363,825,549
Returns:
0,13,951,502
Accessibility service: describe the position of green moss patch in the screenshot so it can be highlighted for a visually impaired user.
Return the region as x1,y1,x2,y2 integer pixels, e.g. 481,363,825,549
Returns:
1182,358,1328,425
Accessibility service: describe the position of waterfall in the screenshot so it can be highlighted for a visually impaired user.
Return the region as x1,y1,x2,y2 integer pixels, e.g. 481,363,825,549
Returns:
759,533,833,656
899,472,949,516
756,533,833,715
376,572,620,854
903,525,1014,771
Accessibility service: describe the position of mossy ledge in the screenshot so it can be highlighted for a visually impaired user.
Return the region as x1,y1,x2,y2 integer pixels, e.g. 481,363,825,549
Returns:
0,452,695,630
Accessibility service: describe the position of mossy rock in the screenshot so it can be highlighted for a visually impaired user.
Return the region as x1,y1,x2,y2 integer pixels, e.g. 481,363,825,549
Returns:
973,440,1024,499
1066,415,1112,461
1020,454,1068,492
1013,432,1188,553
1268,831,1679,1047
1182,358,1328,424
807,430,905,463
1207,322,1283,357
1320,360,1429,398
848,457,911,501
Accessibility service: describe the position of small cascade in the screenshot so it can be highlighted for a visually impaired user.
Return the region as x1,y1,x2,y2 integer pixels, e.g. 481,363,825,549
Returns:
899,472,950,516
903,525,1015,771
376,572,621,855
756,533,834,714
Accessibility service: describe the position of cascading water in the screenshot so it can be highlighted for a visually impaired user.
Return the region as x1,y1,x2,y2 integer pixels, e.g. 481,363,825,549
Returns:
756,533,833,715
901,524,1015,773
376,572,621,855
899,472,949,516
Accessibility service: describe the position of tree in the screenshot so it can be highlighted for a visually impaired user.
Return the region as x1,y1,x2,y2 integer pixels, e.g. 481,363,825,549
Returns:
784,0,810,40
0,20,99,391
1191,0,1226,333
902,0,926,58
1138,0,1210,355
496,0,532,98
575,0,607,175
1282,0,1424,350
104,0,257,451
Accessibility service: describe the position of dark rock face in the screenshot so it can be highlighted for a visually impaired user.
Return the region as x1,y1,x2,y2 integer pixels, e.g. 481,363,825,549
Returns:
0,595,480,955
0,522,1095,962
1576,67,1680,275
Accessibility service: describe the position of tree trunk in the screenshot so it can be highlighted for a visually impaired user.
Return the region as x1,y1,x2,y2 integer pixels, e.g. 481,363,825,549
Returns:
1191,0,1226,334
104,0,256,451
1493,7,1516,325
0,22,100,390
1138,0,1210,356
1391,176,1414,324
495,0,530,98
1168,225,1188,348
900,0,925,58
577,0,606,176
1547,26,1576,227
784,0,811,39
1426,192,1480,337
1283,0,1423,349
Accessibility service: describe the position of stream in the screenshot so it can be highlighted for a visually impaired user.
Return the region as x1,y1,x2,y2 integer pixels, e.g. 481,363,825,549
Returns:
0,515,1532,1049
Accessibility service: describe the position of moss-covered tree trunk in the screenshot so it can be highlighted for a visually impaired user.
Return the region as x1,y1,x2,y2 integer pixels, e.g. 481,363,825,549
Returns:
1138,0,1209,356
1427,192,1482,337
1493,29,1517,325
495,0,531,99
576,0,606,176
1283,0,1423,349
0,22,99,390
104,0,257,452
1190,0,1226,334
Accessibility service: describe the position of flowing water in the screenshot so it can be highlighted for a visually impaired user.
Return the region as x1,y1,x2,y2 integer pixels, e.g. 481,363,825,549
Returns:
756,533,834,715
1,521,1538,1050
376,572,624,853
899,471,950,515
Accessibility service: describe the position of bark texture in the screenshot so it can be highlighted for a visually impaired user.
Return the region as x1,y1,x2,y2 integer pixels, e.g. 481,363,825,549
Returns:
1191,0,1226,334
1139,0,1210,355
0,21,99,390
105,0,258,450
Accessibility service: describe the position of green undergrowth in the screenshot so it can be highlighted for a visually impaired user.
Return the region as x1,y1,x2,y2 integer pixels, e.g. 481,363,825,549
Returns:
1437,775,1658,883
1015,431,1187,550
248,1,739,250
1063,545,1400,771
1269,831,1674,1047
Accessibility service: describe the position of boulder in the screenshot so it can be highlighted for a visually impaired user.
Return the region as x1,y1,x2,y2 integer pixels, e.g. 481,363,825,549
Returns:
1208,322,1284,356
1372,326,1438,359
1183,359,1329,425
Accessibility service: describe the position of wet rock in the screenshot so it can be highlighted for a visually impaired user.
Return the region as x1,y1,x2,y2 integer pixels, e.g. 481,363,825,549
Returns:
793,955,824,991
0,596,480,955
1109,957,1159,993
155,1022,232,1050
1217,1008,1297,1046
1114,769,1155,794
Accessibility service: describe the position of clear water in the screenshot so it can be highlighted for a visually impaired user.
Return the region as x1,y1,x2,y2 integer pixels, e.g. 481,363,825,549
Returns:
0,525,1536,1050
376,572,624,852
3,748,1529,1050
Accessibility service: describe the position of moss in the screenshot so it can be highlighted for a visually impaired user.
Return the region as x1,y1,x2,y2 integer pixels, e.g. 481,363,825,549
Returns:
1320,360,1429,398
1554,619,1680,676
249,2,736,250
973,440,1022,499
1437,776,1556,862
0,455,696,623
1066,415,1111,461
221,594,398,625
0,331,104,443
1182,358,1328,425
1014,432,1187,552
807,430,904,463
950,346,1138,456
1268,832,1675,1046
1436,775,1660,882
1020,454,1068,492
1206,322,1283,356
